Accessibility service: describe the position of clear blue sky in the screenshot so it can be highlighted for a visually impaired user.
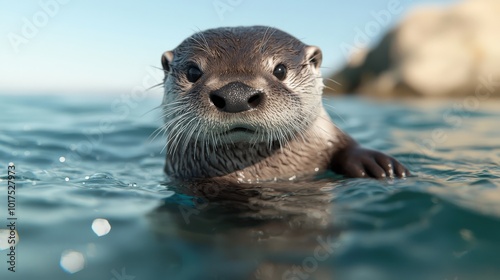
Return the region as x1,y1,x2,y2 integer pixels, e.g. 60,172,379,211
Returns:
0,0,456,95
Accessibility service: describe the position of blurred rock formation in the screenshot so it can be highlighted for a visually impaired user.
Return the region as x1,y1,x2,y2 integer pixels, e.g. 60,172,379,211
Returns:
326,0,500,97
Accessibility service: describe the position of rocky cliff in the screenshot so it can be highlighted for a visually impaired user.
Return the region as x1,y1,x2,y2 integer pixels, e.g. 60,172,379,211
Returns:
326,0,500,97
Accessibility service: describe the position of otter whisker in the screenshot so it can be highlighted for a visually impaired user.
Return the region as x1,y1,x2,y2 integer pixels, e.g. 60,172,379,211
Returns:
169,115,197,156
160,112,189,145
149,109,188,143
189,34,212,56
322,85,337,92
321,104,347,125
259,27,277,54
150,65,164,71
140,104,164,118
191,118,203,160
177,117,198,156
323,77,342,86
146,82,164,92
192,26,212,55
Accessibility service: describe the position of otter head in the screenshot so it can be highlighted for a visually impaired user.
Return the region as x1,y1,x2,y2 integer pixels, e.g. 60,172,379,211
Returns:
161,26,326,179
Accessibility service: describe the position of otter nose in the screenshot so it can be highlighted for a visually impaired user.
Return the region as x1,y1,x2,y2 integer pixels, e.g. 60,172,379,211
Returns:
209,82,263,113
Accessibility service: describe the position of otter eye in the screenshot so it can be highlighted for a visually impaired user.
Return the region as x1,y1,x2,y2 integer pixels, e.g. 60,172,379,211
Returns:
273,64,287,81
186,66,202,83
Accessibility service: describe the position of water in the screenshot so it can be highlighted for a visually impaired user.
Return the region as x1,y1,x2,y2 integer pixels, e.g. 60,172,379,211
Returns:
0,94,499,280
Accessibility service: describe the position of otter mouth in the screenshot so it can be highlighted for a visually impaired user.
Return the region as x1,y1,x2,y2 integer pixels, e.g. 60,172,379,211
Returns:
227,127,255,134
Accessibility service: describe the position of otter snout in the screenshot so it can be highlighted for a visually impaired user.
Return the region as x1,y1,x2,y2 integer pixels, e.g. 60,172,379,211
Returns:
209,82,264,113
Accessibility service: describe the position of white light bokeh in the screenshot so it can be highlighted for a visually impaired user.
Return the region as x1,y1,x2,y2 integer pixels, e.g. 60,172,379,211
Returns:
60,250,85,274
91,218,111,237
0,229,19,250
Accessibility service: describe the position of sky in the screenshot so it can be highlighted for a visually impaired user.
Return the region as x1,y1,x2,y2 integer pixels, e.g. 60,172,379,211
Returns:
0,0,457,95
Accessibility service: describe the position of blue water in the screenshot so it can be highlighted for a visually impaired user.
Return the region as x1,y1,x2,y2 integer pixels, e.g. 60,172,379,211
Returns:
0,94,499,280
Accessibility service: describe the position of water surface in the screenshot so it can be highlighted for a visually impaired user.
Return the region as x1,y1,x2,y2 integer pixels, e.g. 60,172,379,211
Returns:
0,94,499,280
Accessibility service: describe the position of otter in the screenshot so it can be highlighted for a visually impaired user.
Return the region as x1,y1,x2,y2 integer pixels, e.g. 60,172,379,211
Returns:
159,26,409,182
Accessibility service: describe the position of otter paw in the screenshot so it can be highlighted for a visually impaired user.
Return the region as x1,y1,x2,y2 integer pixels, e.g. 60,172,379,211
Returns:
331,147,410,179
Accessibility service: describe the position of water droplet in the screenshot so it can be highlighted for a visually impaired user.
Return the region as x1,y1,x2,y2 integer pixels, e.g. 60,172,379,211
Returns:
8,162,14,167
91,218,111,237
60,250,85,274
59,156,66,163
288,175,297,181
314,167,319,172
85,176,90,180
65,177,70,182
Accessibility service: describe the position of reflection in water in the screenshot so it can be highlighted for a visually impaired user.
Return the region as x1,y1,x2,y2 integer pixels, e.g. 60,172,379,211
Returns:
150,179,340,279
149,174,500,280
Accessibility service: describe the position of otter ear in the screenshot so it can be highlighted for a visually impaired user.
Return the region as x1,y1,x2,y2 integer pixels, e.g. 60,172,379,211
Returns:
161,51,174,73
304,46,322,71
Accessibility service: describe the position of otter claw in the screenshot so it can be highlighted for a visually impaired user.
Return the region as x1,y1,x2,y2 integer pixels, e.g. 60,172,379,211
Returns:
331,147,410,179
